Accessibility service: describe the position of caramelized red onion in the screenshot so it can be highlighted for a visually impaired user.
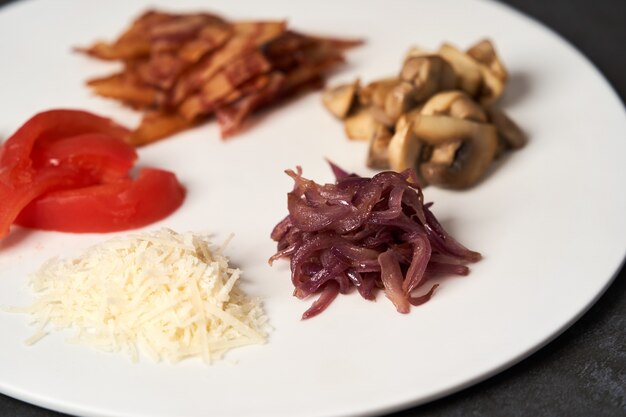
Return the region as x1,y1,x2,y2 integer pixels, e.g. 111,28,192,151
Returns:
270,163,481,319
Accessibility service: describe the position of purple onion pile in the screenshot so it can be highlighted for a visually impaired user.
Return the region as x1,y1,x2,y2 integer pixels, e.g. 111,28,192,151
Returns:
269,163,481,319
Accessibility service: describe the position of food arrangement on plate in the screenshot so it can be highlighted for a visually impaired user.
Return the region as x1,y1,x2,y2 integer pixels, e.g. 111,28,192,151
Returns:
0,8,525,364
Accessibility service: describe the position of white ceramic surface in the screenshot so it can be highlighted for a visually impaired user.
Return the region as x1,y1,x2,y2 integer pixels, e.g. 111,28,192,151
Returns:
0,0,625,416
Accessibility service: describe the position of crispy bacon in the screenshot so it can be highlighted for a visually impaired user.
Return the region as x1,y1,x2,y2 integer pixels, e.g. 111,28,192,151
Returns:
216,72,285,137
128,111,193,146
79,10,362,144
178,23,233,63
179,50,272,120
87,73,160,109
171,21,286,105
79,11,186,60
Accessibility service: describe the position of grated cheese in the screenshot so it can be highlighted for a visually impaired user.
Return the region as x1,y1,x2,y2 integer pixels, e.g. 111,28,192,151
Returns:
13,229,269,364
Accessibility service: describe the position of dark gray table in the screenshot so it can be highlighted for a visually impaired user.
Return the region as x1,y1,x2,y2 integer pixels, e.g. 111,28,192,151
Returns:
1,0,624,416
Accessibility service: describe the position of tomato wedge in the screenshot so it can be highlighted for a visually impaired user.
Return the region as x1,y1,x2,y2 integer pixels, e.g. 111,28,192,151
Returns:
15,168,186,233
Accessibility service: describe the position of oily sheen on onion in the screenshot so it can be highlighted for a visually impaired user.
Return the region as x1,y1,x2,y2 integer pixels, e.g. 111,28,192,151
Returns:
269,163,481,319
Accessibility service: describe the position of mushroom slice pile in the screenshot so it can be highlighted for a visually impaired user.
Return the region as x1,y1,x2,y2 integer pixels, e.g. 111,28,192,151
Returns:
322,39,525,189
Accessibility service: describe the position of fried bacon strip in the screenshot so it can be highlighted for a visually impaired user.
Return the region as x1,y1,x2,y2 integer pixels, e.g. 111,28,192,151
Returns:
129,111,193,147
87,72,160,109
79,10,362,145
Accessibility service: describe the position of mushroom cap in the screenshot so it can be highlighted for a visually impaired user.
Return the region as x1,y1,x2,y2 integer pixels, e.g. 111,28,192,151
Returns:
395,106,423,132
467,39,508,82
477,67,505,106
430,141,462,165
384,81,416,122
367,125,393,169
344,107,382,141
369,105,396,127
486,106,527,149
387,121,423,173
400,55,457,102
408,114,491,145
404,46,431,61
411,115,498,189
358,77,399,108
466,39,508,106
421,91,487,123
322,80,359,119
438,43,483,97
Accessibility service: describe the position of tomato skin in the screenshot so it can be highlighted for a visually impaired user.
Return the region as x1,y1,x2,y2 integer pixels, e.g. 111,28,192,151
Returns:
0,167,90,237
31,133,138,182
0,109,129,182
15,168,186,233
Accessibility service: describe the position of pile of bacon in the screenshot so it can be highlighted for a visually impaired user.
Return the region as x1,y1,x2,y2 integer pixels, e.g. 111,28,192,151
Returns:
270,163,481,319
79,10,361,145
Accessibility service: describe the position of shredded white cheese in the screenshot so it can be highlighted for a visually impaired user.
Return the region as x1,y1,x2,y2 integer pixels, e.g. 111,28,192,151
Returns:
13,229,269,364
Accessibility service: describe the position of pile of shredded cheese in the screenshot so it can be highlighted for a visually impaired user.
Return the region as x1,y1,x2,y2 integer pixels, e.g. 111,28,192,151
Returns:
15,228,269,364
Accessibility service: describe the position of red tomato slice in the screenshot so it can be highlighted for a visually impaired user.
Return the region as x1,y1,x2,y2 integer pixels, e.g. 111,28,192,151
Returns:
0,109,129,177
0,110,134,239
15,168,186,233
1,109,185,239
0,167,90,237
31,133,138,182
0,132,136,238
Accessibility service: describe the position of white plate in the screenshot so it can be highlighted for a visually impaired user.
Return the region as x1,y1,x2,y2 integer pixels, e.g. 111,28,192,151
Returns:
1,0,625,416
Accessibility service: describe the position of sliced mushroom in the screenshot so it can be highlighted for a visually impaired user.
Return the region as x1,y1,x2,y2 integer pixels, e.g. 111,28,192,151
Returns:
486,107,526,149
438,43,483,97
404,114,498,188
421,91,487,122
367,124,393,169
400,55,457,102
384,81,416,122
450,97,487,123
395,106,423,132
421,90,487,123
477,67,505,106
322,79,359,119
466,40,507,106
430,141,462,164
387,121,423,173
467,39,507,81
407,114,487,145
344,107,382,141
404,46,431,60
369,105,395,127
358,77,399,108
421,91,460,116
